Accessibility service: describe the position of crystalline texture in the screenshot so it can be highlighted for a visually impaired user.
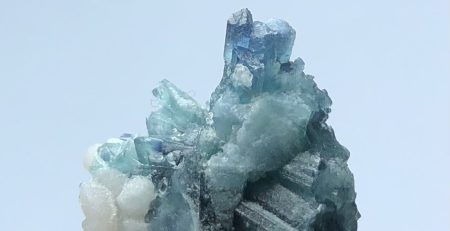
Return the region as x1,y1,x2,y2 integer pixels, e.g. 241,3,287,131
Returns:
80,8,359,231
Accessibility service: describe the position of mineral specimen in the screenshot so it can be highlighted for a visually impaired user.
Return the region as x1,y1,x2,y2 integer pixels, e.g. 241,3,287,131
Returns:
80,8,360,231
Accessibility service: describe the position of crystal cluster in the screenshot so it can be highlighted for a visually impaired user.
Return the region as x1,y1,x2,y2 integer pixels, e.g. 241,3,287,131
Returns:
80,8,360,231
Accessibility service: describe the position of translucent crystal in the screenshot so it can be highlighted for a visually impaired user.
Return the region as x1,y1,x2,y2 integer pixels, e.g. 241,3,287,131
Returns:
80,8,359,231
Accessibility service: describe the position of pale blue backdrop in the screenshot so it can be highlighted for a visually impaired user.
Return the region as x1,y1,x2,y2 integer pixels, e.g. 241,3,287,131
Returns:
0,0,448,230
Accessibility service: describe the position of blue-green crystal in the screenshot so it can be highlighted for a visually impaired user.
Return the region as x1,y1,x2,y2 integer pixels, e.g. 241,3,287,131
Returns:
80,8,359,231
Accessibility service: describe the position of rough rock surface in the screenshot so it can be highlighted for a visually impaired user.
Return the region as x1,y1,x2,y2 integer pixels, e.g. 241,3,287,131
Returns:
80,8,360,231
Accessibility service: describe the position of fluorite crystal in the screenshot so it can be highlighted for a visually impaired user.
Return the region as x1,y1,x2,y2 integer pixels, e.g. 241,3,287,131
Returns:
80,8,360,231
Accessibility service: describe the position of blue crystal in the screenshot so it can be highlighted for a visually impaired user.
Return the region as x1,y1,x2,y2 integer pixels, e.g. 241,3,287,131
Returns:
134,136,163,165
146,79,206,138
88,134,142,174
80,8,359,231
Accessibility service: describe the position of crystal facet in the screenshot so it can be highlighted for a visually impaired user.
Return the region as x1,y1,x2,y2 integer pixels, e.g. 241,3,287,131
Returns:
80,8,359,231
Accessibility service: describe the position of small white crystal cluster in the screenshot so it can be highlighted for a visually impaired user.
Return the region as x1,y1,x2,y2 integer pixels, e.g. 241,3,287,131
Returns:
79,166,156,231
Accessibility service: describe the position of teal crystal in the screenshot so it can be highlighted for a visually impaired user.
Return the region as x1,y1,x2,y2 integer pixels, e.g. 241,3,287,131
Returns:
80,8,359,231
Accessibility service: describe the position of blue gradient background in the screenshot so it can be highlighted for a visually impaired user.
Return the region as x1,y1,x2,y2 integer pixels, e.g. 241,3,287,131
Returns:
0,1,448,230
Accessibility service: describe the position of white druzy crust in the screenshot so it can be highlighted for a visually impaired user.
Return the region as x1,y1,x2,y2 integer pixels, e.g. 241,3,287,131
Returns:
80,168,156,231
